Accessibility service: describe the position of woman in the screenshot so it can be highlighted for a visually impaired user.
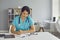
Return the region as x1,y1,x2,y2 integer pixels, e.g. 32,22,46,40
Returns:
11,6,35,35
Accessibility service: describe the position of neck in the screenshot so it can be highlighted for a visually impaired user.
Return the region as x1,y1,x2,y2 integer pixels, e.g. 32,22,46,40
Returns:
21,15,25,21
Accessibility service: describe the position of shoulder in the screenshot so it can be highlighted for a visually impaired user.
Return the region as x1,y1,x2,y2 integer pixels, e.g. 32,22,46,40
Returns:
27,16,34,22
27,15,32,19
13,16,20,21
27,16,34,26
14,16,20,19
15,16,19,18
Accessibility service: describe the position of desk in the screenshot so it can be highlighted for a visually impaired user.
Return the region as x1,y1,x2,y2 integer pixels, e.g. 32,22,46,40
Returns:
0,32,59,40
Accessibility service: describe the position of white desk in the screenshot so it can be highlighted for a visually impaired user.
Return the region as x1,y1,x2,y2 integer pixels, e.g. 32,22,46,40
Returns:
0,32,59,40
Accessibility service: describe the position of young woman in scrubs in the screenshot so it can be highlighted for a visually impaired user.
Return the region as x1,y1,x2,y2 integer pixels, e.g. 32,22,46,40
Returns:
11,6,35,35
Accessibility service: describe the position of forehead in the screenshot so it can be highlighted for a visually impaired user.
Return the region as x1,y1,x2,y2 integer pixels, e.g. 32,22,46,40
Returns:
22,10,28,13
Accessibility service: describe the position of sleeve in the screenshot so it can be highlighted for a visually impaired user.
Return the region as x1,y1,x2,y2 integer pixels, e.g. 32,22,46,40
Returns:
12,16,17,26
28,16,34,27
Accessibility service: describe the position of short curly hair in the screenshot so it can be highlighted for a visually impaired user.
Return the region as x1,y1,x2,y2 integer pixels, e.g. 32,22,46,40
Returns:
21,6,30,14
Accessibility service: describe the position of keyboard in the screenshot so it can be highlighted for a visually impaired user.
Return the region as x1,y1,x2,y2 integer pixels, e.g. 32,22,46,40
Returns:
0,34,15,38
4,35,15,38
0,34,5,37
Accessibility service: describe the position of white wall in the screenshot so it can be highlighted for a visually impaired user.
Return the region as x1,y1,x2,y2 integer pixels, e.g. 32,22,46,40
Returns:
51,0,59,32
17,0,52,28
59,0,60,16
0,0,52,30
52,0,59,21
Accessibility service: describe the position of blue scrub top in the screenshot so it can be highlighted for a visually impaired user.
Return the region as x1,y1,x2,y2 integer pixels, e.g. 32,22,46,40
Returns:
12,16,34,31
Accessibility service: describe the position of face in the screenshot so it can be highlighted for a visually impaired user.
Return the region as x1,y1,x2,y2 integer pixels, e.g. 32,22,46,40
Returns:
21,10,29,18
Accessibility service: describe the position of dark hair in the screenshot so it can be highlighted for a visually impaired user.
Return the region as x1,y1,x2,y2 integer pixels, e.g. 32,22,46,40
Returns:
21,6,30,14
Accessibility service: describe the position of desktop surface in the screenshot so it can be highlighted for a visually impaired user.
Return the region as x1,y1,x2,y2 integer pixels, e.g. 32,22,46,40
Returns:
0,32,59,40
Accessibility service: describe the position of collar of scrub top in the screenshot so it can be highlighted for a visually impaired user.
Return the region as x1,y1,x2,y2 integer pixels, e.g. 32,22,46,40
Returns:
18,16,29,24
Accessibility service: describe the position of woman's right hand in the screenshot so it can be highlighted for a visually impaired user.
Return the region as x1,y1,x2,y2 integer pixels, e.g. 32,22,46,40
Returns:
15,31,21,35
11,25,20,35
15,30,24,35
11,25,24,35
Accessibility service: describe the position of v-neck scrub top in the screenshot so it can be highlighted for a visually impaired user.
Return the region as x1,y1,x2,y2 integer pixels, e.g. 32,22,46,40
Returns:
12,16,34,31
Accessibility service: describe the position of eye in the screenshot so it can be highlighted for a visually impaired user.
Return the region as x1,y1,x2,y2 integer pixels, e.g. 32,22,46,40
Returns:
23,13,25,15
26,13,28,15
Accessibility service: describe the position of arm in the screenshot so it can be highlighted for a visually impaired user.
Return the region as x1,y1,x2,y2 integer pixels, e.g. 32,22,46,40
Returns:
11,24,35,34
11,25,21,35
25,25,35,33
19,25,35,34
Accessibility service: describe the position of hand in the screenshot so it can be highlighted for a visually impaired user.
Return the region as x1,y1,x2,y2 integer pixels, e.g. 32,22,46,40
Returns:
14,31,21,35
18,30,24,34
14,30,24,35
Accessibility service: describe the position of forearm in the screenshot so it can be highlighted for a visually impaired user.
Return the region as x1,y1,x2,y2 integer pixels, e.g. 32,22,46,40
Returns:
11,26,21,35
22,26,35,33
11,31,17,34
11,31,21,35
22,29,35,34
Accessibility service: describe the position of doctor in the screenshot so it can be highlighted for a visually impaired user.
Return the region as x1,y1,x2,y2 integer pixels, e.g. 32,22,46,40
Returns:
11,6,35,35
